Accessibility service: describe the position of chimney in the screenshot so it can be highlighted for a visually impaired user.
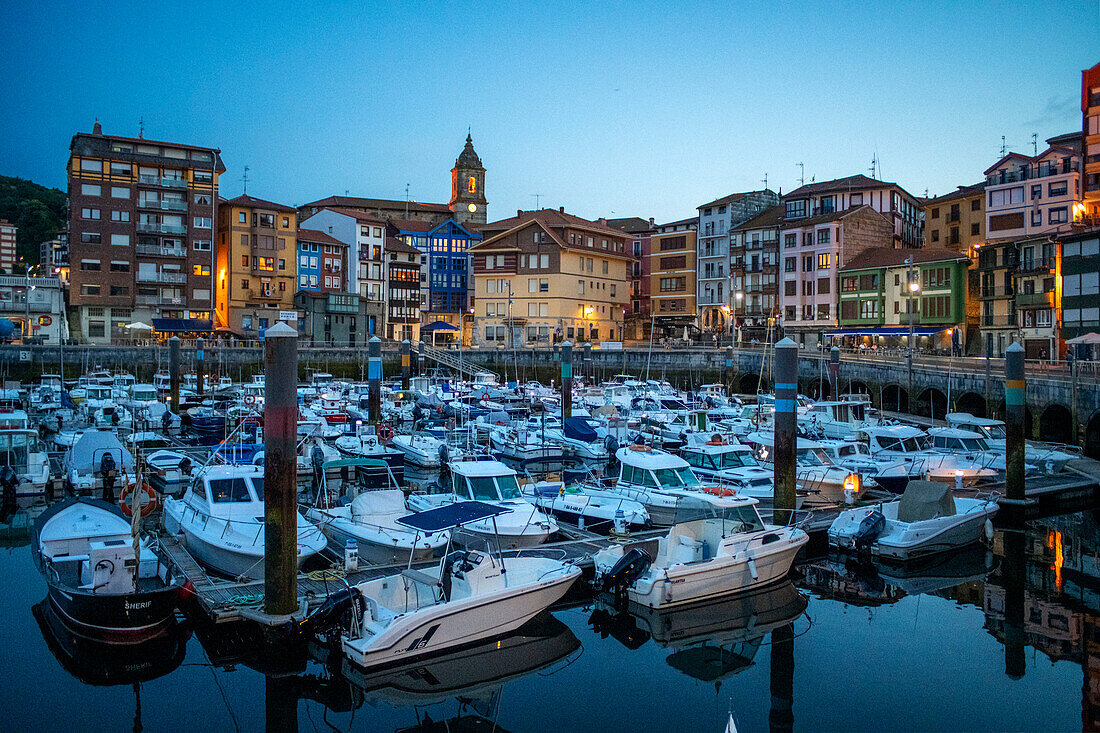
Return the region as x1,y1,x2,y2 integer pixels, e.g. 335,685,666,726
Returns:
92,118,102,135
560,206,565,213
649,218,655,227
517,209,523,216
597,217,607,226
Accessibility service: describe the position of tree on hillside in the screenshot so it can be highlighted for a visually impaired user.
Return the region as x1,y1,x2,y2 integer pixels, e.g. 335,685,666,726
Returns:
0,175,67,264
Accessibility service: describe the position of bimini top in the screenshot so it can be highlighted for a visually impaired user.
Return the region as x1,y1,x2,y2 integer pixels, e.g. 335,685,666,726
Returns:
449,460,517,479
397,500,512,533
945,412,1004,428
616,445,689,470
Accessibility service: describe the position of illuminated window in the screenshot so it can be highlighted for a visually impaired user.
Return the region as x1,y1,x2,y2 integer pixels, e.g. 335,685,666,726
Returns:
468,176,476,193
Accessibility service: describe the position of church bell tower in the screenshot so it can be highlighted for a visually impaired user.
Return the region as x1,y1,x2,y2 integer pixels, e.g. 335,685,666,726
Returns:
450,133,487,224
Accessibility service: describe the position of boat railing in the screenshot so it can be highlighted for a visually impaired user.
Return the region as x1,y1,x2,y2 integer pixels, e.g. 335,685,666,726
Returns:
757,507,815,529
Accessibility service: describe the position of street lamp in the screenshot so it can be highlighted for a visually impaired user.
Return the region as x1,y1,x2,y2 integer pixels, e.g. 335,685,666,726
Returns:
906,257,920,354
735,291,744,345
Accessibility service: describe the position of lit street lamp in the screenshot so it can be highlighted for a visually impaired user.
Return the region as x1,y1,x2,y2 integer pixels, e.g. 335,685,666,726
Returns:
735,291,744,345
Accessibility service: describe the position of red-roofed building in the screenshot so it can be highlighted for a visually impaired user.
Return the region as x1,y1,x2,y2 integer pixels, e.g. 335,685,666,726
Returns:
296,228,347,293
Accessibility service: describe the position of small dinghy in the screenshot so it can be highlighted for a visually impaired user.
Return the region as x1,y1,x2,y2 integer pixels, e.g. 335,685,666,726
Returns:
827,480,998,561
32,497,181,641
339,500,581,670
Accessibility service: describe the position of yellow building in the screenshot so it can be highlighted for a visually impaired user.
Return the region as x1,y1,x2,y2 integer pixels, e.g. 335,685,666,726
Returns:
216,194,298,335
470,208,630,345
648,218,698,338
923,182,985,251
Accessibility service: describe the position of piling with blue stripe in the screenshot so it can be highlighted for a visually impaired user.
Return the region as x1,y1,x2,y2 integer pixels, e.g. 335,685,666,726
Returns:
368,336,382,425
725,346,734,395
401,339,411,390
829,345,840,398
561,341,573,420
169,336,180,414
417,340,425,377
774,338,797,521
195,336,205,398
1004,341,1025,504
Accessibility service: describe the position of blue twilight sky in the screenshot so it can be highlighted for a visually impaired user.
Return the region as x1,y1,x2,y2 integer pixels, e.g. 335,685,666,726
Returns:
1,0,1097,224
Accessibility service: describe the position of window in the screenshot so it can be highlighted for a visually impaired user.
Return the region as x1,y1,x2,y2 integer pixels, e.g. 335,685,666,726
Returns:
578,279,585,294
785,200,807,218
110,234,129,246
194,217,211,228
81,232,102,243
193,264,210,276
281,217,290,228
610,284,616,298
784,233,796,248
931,230,940,242
81,184,101,196
841,276,858,292
802,256,814,272
784,257,795,273
1031,184,1042,200
971,199,981,211
80,260,101,271
602,261,609,274
373,227,382,237
859,299,880,319
989,187,1024,207
81,160,102,173
818,277,831,294
81,208,100,219
109,261,129,272
109,285,128,296
87,320,105,337
1049,181,1068,197
110,186,129,199
278,258,286,270
539,278,548,292
817,229,831,244
1049,207,1068,225
238,212,247,223
851,193,863,206
971,223,980,236
817,253,831,269
110,210,129,222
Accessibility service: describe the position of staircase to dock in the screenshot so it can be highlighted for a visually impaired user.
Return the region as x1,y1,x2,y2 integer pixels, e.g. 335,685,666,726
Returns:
419,345,496,379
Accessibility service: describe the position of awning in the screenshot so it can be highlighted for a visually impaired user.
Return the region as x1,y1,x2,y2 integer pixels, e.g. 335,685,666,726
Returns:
397,500,512,533
152,318,213,333
422,320,459,332
824,326,951,338
1067,333,1100,345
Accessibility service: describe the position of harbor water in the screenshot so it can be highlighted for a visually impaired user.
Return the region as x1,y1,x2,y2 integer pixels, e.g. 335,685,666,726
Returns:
4,506,1097,732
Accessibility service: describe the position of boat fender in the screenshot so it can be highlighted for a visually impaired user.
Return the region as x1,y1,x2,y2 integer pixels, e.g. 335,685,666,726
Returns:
600,547,652,591
119,482,158,518
746,551,759,580
439,444,450,465
984,518,994,541
853,509,886,551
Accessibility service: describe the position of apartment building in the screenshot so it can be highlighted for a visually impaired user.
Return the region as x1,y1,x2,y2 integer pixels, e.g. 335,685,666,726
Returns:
470,208,630,346
296,228,347,293
695,190,778,332
68,122,223,342
924,182,986,251
730,205,783,342
606,217,653,341
648,218,698,339
984,137,1081,242
781,174,923,248
0,276,67,343
215,194,298,336
778,206,894,347
0,220,16,272
1083,61,1100,219
384,237,422,342
836,248,970,353
39,232,69,279
1061,230,1100,343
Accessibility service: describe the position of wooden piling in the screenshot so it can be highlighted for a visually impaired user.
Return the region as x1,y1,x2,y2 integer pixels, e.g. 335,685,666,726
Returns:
263,322,299,616
561,341,573,420
773,338,798,522
368,336,381,424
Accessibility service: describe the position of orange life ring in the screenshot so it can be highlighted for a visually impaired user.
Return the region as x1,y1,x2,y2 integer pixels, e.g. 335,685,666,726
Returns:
244,394,256,405
376,422,394,442
120,483,158,518
704,485,736,497
706,439,724,446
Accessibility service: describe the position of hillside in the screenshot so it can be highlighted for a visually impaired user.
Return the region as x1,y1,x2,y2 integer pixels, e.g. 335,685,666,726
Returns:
0,175,66,266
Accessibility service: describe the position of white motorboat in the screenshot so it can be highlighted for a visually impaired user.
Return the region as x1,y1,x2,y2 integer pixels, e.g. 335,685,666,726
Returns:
827,480,998,561
521,478,650,533
306,488,449,565
489,425,564,463
744,431,870,506
926,427,1011,473
945,412,1076,474
391,432,449,468
814,438,912,494
63,430,135,496
0,428,51,506
800,400,871,439
855,425,997,487
340,501,581,670
678,440,790,506
594,493,808,608
542,416,610,461
93,405,134,431
144,449,194,496
407,460,557,548
162,464,327,580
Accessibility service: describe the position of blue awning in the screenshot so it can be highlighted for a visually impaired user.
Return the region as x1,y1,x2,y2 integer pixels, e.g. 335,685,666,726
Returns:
422,320,459,332
825,326,951,338
152,318,213,333
397,501,512,532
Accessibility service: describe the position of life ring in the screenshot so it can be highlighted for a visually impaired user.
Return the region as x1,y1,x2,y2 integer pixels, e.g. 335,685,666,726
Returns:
704,485,736,497
706,439,725,446
244,394,256,405
628,444,651,452
376,422,394,442
120,483,158,518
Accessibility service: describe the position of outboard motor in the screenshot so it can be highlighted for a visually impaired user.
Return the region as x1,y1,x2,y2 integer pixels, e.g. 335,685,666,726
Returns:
288,586,365,640
310,443,325,490
599,547,652,598
852,510,886,552
604,435,619,456
0,465,19,523
438,443,450,467
100,451,118,503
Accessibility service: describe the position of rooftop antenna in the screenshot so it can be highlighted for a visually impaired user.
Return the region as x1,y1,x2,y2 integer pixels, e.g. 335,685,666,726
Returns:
138,116,144,139
405,183,410,218
241,165,250,195
1000,136,1007,157
761,173,768,190
531,193,543,209
869,153,877,179
797,163,805,186
1031,133,1038,156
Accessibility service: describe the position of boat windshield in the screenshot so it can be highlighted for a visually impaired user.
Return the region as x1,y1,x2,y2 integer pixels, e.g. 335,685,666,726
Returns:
496,474,522,499
251,478,264,500
797,448,834,466
718,451,757,468
981,424,1006,439
654,466,700,488
960,437,988,451
209,477,254,503
0,432,30,468
466,475,521,500
720,505,765,530
835,443,869,457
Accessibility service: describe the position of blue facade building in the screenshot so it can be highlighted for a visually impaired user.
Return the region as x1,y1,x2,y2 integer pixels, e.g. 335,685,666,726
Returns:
396,218,481,337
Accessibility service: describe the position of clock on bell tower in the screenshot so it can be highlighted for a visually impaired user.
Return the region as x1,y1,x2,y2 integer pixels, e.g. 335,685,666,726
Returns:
450,133,487,224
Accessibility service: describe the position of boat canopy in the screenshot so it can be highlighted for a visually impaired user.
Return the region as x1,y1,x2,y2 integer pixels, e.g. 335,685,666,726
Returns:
563,416,598,442
897,480,956,522
66,430,134,473
397,500,512,533
945,412,1003,428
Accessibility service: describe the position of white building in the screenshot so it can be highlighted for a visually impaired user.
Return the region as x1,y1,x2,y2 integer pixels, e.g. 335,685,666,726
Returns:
299,207,387,301
983,138,1081,241
0,276,67,343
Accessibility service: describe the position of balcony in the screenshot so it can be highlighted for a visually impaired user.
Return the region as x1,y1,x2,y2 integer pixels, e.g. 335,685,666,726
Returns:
980,286,1015,298
136,271,187,284
137,199,188,212
136,243,187,257
1016,291,1054,308
138,175,188,189
136,294,187,306
1017,256,1056,274
137,222,187,235
981,314,1017,327
945,211,961,223
986,161,1079,185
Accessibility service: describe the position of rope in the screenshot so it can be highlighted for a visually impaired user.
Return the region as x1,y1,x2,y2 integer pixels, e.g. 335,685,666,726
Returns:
224,592,265,607
307,564,348,581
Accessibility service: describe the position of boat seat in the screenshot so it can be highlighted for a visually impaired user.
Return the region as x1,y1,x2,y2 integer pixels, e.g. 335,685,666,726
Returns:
669,535,703,565
400,568,442,589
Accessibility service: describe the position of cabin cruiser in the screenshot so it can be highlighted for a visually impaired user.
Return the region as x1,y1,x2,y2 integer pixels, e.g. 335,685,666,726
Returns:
334,428,405,482
828,480,998,561
678,440,792,506
305,459,449,564
542,416,610,461
391,431,453,468
744,431,870,505
594,493,808,608
122,384,161,414
163,464,327,580
93,405,134,431
855,425,997,487
813,438,912,494
521,477,650,533
489,425,564,463
800,400,871,440
408,461,558,548
80,385,115,420
144,449,193,496
32,497,181,641
925,427,1011,473
339,501,581,670
316,393,349,426
945,412,1076,474
0,429,51,505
